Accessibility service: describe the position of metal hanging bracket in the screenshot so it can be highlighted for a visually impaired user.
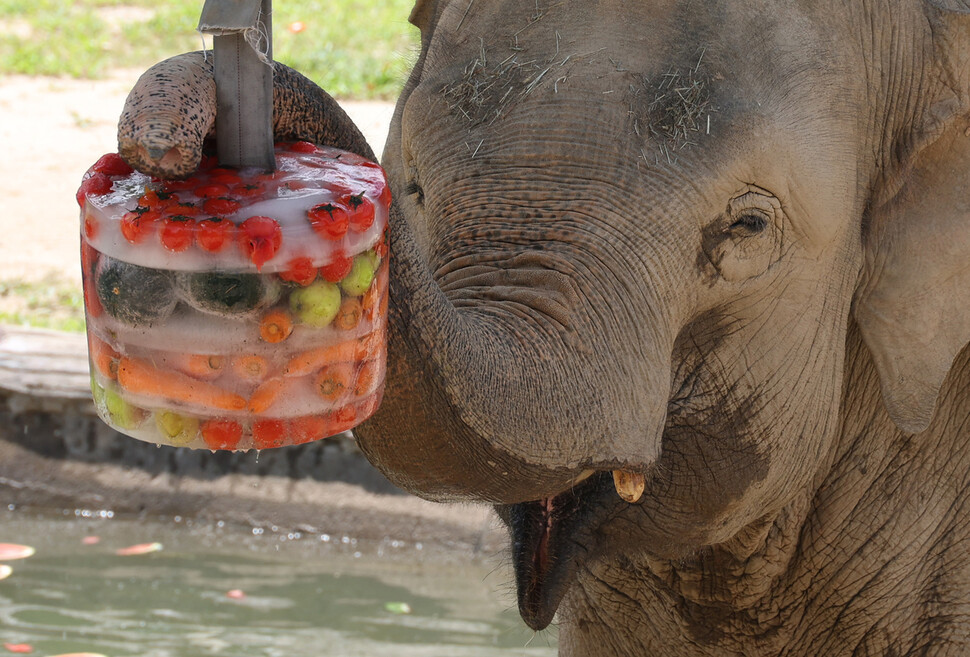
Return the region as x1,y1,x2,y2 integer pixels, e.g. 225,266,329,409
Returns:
198,0,275,171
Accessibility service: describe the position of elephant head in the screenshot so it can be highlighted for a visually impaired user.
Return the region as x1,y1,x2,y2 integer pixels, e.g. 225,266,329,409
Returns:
116,0,970,647
350,0,970,631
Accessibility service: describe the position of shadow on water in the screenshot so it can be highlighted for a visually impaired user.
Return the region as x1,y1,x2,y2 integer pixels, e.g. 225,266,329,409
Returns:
0,509,558,656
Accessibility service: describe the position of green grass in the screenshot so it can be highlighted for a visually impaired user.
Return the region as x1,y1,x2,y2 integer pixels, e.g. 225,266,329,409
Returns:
0,0,418,99
0,276,86,333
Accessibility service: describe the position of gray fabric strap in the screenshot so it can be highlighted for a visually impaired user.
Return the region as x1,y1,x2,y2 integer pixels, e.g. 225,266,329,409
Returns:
199,0,276,170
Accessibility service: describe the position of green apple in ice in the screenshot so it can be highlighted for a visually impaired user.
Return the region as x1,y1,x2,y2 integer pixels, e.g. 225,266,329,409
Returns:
90,374,106,408
339,251,379,297
290,280,342,327
154,411,200,446
104,387,144,429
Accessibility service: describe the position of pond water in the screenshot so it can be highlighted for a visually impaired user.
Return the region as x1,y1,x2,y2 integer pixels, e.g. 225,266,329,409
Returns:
0,507,558,656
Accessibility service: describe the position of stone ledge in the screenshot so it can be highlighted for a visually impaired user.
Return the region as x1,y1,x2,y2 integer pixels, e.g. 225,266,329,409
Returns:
0,325,93,407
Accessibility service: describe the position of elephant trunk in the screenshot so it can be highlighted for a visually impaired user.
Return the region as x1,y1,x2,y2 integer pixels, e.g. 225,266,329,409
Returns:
354,202,675,504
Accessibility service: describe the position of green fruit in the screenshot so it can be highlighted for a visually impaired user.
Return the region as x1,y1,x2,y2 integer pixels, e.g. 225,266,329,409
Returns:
103,387,144,430
96,257,177,326
154,411,200,446
339,251,379,296
90,374,105,407
178,272,279,317
290,280,342,327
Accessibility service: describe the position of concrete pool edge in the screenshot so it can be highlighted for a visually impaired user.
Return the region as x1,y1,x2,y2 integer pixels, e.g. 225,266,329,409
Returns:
0,434,507,562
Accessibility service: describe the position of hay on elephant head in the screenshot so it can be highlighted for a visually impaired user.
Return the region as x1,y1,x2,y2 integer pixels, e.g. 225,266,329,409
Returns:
631,49,716,163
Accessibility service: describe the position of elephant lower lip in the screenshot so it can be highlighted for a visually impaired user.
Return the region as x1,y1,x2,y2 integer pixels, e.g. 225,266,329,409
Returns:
505,474,605,631
519,498,556,629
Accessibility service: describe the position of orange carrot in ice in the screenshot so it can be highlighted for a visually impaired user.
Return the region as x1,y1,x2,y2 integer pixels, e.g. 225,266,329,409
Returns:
357,388,383,419
353,359,381,397
361,328,385,359
117,356,246,411
284,330,383,377
248,376,286,414
363,326,386,360
313,362,355,401
333,297,362,331
232,355,270,383
361,281,379,317
259,309,294,343
180,354,226,381
361,265,387,320
88,334,120,380
285,339,356,377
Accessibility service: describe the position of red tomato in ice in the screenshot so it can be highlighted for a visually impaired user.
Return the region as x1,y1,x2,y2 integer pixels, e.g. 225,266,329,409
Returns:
120,209,158,244
91,153,132,177
196,218,234,252
344,192,375,232
202,197,241,216
76,172,112,207
201,419,243,450
238,216,282,270
280,256,317,286
159,217,195,252
194,183,230,199
252,419,287,449
319,251,353,282
307,202,349,241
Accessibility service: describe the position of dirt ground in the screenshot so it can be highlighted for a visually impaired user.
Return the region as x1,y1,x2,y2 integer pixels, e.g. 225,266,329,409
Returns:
0,71,395,283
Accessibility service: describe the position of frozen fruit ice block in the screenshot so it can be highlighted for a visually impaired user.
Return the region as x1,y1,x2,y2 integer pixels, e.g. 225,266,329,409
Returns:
79,144,389,450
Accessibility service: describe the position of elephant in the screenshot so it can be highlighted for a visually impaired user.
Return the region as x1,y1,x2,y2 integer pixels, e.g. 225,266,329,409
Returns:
116,0,970,654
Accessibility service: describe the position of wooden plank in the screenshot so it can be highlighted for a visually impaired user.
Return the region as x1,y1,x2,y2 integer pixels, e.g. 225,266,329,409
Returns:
0,326,91,401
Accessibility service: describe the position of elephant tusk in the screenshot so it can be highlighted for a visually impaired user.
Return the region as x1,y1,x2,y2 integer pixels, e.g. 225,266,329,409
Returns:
572,469,595,485
612,470,645,503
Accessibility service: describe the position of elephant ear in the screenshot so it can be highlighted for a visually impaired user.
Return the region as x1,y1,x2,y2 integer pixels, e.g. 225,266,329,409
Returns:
855,112,970,433
409,0,443,43
409,0,435,31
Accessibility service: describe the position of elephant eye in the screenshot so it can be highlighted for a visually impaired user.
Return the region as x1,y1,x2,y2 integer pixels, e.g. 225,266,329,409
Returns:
404,180,425,205
727,212,768,237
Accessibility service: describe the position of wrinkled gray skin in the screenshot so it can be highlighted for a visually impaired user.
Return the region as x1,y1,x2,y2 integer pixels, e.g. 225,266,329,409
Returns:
118,0,970,654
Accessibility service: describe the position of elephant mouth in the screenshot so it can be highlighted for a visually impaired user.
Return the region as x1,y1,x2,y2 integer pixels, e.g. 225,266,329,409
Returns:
501,471,614,631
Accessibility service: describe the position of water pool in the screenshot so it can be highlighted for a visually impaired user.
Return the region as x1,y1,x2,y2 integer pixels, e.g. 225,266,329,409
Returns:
0,507,558,656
